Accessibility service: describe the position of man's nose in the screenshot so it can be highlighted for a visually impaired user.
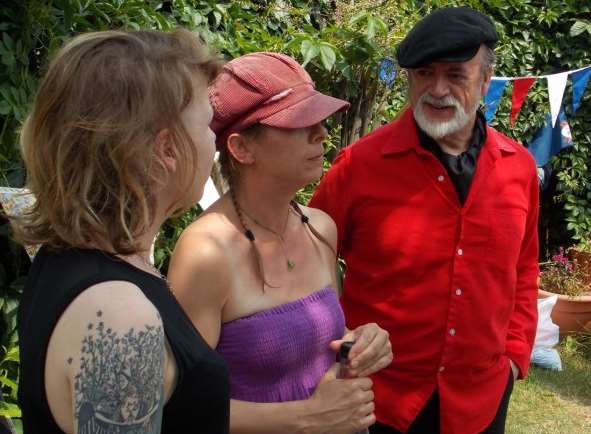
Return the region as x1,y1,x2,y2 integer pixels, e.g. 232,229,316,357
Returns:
429,76,450,99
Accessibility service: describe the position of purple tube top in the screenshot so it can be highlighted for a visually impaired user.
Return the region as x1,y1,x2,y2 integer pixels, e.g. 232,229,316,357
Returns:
216,286,345,403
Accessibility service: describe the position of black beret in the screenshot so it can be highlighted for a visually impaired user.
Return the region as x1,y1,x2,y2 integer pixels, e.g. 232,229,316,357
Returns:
396,7,498,69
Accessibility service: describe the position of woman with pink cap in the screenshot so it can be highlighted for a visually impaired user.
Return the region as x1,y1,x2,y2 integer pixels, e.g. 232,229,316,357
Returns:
168,52,392,433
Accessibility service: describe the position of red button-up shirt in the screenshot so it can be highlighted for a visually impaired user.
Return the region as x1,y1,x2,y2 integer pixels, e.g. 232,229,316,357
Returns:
310,109,539,434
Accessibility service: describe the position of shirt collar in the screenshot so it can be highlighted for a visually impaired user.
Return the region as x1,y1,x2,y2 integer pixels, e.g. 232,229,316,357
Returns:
381,107,517,156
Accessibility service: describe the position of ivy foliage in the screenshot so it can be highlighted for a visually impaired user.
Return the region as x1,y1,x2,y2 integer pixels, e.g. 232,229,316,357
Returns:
0,0,590,424
482,0,591,249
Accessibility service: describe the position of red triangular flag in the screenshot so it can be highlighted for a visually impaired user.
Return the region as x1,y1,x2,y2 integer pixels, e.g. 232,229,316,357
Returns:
510,77,536,126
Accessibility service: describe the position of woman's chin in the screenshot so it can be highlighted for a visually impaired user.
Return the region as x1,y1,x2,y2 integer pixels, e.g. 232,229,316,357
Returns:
300,169,323,188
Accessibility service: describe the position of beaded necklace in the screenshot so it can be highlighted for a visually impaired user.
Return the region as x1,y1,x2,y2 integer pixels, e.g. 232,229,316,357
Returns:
230,189,309,272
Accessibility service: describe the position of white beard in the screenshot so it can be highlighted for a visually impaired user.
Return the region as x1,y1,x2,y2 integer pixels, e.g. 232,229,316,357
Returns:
413,93,480,139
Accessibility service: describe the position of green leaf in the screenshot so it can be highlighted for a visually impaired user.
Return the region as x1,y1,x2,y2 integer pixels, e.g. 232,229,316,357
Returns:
215,4,229,15
126,21,140,31
0,375,17,392
193,13,203,26
366,16,387,39
570,20,588,37
300,40,319,66
154,14,171,30
349,11,368,26
0,100,10,115
366,17,377,40
0,401,21,418
2,33,14,51
2,346,19,364
213,11,222,27
318,44,336,71
12,419,21,434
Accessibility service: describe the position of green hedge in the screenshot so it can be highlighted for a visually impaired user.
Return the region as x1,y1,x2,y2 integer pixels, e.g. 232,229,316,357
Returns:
0,0,590,423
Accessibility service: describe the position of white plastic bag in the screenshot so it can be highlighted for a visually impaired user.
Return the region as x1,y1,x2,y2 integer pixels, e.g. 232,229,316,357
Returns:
531,295,562,370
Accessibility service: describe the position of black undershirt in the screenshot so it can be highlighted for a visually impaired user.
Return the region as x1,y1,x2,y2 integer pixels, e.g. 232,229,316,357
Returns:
417,111,487,204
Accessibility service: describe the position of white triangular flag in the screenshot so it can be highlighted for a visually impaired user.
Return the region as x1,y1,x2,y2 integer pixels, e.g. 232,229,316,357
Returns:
547,72,569,127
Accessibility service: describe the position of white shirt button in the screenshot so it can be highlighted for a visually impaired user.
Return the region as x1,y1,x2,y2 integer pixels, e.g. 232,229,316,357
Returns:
439,366,445,372
437,175,445,182
449,328,456,336
455,288,462,296
457,248,463,256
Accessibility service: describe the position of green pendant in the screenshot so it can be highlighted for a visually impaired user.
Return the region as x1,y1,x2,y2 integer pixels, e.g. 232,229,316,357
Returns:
287,259,295,271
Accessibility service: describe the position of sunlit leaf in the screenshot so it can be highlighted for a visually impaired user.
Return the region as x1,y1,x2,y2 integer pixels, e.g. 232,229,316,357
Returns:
319,43,336,71
300,39,319,66
570,20,588,37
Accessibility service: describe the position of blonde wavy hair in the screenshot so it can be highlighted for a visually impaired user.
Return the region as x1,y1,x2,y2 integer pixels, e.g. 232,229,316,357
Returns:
15,29,220,254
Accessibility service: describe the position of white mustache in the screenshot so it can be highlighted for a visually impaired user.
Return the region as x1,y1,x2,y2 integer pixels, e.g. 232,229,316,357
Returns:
419,93,462,110
413,92,474,139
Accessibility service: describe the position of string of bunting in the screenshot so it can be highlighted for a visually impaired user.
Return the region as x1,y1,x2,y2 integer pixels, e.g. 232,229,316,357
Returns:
484,65,591,127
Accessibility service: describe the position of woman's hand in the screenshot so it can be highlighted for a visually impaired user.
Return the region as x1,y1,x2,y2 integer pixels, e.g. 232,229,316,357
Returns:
330,323,393,377
304,363,375,434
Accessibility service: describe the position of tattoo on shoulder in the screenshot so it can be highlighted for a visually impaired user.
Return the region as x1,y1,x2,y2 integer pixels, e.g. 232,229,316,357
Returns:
73,310,165,434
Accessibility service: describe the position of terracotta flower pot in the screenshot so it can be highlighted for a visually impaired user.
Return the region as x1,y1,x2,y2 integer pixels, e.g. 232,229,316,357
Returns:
538,289,591,336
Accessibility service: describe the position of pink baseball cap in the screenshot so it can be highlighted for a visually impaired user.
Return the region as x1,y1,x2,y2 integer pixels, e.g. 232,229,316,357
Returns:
209,52,350,149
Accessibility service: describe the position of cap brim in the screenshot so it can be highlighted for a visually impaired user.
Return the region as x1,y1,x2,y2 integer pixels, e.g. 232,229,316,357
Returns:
260,91,350,129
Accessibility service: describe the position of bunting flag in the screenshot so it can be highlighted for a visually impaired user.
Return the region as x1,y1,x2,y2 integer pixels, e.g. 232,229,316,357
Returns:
528,111,573,166
510,78,536,126
484,79,508,122
572,68,591,114
485,65,591,126
547,72,569,127
379,58,397,86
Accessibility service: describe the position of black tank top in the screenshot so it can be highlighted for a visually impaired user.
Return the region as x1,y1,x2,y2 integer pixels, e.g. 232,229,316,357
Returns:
18,246,230,434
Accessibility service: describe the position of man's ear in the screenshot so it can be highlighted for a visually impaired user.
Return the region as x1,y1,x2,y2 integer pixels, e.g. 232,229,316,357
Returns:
154,129,177,172
227,133,255,165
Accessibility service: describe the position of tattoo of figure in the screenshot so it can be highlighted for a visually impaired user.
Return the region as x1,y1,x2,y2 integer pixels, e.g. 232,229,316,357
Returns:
73,311,165,433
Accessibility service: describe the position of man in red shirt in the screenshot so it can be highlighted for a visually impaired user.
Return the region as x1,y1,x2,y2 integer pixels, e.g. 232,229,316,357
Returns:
310,7,539,434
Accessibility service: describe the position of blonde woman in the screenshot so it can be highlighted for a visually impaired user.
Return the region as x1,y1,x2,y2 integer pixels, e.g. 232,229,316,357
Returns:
168,52,393,434
16,30,229,433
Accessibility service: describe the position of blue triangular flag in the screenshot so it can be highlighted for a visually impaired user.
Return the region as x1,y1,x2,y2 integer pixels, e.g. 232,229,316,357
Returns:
572,67,591,114
379,58,397,86
483,79,508,122
528,111,573,166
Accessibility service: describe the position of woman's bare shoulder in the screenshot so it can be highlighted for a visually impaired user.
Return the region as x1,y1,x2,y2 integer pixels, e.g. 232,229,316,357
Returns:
174,206,241,264
48,280,165,386
299,204,337,249
54,280,163,346
167,201,243,308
